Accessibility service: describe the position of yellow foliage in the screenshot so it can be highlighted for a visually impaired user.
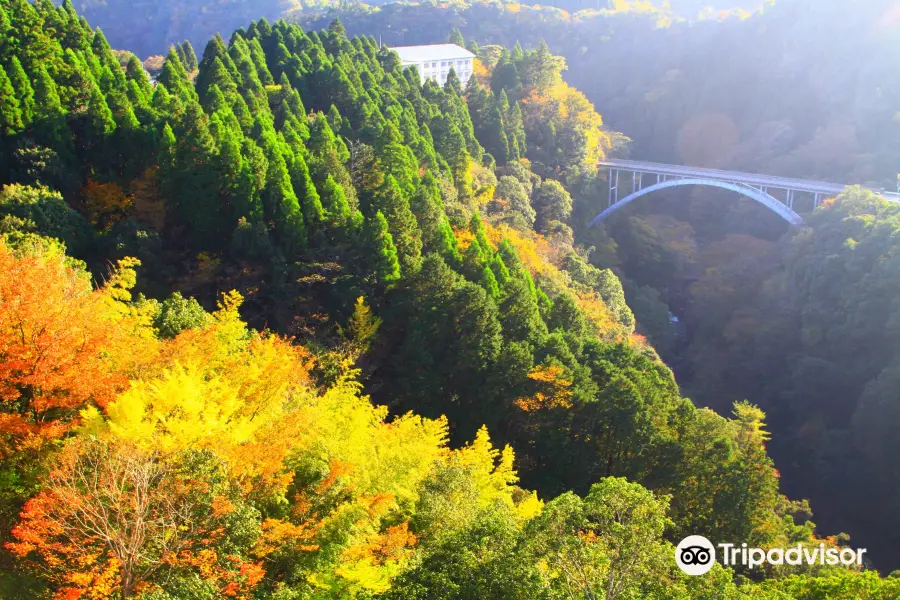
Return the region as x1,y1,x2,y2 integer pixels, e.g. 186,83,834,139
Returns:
5,236,541,599
457,426,519,508
453,227,476,251
473,184,495,207
292,371,449,505
83,179,133,228
515,491,544,521
472,58,491,86
520,81,613,172
481,223,621,337
343,296,381,350
80,291,315,496
576,291,617,333
87,362,270,451
254,518,321,557
336,523,417,593
514,365,574,412
484,222,560,277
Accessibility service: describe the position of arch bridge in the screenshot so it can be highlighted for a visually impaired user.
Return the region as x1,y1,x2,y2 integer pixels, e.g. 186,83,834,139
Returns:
590,159,900,227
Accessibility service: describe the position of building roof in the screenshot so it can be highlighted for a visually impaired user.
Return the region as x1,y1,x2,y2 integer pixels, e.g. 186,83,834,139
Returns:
389,44,475,64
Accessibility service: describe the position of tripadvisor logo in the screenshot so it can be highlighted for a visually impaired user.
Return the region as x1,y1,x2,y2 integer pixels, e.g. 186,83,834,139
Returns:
676,535,716,575
675,535,867,576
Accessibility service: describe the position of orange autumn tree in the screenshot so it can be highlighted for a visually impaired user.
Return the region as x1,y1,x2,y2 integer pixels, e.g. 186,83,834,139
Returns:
0,239,150,457
82,180,133,229
6,438,263,600
514,363,574,413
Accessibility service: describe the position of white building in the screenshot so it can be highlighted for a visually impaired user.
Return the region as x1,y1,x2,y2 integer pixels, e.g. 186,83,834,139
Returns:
390,44,475,88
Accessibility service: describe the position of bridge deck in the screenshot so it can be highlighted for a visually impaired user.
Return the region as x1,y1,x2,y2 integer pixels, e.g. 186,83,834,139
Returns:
598,159,896,197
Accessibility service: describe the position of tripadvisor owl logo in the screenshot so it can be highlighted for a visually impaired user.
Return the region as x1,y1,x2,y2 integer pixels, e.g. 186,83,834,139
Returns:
676,535,716,576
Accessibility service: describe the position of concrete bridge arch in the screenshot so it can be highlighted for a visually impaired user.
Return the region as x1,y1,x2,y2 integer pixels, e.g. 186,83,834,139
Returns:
588,177,804,227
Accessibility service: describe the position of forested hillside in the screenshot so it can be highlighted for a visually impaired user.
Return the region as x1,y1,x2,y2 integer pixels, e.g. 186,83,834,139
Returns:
297,0,899,189
69,0,769,62
293,0,900,571
1,0,900,597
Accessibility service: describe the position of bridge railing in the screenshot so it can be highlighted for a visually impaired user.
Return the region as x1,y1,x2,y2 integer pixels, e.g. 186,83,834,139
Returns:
599,159,900,203
598,159,846,195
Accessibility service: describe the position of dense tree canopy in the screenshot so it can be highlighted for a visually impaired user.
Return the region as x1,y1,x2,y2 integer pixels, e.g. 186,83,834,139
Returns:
0,2,896,597
295,0,900,572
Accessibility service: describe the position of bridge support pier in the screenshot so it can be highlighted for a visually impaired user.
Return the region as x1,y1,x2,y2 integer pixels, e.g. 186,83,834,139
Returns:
608,169,619,207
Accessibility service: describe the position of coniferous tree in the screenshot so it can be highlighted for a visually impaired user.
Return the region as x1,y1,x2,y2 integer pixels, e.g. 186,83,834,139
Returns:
436,217,462,266
158,121,176,167
320,173,352,230
326,103,344,133
264,149,307,255
7,56,34,126
105,87,139,131
379,138,419,197
482,103,510,165
444,69,462,96
197,34,238,82
0,4,11,65
180,40,198,72
31,63,63,122
491,54,522,99
449,27,465,47
0,64,23,134
232,139,266,224
247,37,274,85
165,101,224,244
157,47,196,103
507,101,526,160
364,210,401,284
150,81,176,116
410,172,444,249
290,151,325,232
125,54,152,98
480,265,501,300
85,80,115,139
375,174,423,275
431,115,470,193
91,29,123,88
512,41,524,62
175,40,188,68
197,56,238,108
